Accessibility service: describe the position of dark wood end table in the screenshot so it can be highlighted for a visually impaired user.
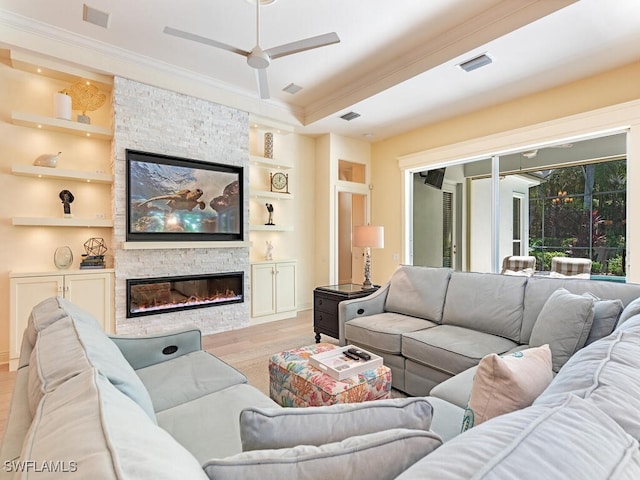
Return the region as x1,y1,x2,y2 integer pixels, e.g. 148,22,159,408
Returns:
313,283,378,343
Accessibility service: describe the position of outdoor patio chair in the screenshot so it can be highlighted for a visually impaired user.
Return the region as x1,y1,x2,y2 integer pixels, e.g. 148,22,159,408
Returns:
549,257,592,279
501,256,536,276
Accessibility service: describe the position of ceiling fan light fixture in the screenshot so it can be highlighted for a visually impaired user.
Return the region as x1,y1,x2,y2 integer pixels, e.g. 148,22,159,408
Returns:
458,53,492,72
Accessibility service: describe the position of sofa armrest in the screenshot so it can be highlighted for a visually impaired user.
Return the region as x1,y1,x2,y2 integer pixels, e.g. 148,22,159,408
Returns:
108,328,202,370
338,283,389,345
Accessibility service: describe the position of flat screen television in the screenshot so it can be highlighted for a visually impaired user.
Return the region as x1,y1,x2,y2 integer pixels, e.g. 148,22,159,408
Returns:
126,149,243,242
420,168,446,189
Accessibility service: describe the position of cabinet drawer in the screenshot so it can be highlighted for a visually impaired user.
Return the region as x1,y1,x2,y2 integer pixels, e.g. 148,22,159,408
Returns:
314,294,340,314
314,311,338,336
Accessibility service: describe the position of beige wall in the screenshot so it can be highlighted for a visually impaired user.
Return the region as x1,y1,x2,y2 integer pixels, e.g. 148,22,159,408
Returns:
0,62,113,361
371,61,640,283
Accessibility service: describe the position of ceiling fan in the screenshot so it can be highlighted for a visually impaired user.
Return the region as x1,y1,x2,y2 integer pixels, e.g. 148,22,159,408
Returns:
164,2,340,99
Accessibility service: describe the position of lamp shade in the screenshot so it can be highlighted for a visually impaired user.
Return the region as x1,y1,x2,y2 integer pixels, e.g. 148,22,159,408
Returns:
353,225,384,249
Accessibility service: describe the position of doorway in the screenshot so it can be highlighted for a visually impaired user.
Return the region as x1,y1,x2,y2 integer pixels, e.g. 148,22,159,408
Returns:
412,171,461,269
338,192,366,283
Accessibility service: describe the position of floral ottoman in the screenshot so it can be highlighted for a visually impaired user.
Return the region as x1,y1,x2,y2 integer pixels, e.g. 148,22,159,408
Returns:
269,343,392,407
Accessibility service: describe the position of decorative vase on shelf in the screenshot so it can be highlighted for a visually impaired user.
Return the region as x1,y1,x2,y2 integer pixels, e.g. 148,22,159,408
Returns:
264,132,273,159
53,92,72,120
54,246,73,270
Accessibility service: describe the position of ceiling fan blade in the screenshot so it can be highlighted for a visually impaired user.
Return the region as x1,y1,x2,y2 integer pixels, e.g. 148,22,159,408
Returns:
266,32,340,60
163,26,250,57
255,68,270,99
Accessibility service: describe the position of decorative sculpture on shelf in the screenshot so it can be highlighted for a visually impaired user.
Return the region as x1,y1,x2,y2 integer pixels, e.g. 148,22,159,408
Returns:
33,151,61,168
265,203,274,225
264,132,274,158
84,237,108,256
59,190,74,217
265,241,274,261
62,81,106,124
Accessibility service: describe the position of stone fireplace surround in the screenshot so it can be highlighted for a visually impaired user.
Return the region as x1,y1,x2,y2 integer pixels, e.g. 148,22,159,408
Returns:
112,77,250,336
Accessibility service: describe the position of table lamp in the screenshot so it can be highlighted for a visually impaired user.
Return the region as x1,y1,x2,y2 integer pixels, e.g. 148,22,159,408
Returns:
353,225,384,289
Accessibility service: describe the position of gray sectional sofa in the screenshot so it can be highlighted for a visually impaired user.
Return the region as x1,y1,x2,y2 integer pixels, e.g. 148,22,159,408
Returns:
339,266,640,396
5,270,640,479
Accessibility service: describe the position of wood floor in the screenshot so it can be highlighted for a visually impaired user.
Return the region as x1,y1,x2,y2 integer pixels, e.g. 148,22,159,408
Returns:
0,309,330,441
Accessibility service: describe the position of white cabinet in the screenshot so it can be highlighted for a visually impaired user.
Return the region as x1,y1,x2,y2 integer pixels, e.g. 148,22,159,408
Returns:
9,269,114,370
251,261,297,321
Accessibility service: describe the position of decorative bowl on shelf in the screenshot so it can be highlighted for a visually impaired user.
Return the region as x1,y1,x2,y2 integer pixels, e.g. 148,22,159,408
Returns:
54,246,73,269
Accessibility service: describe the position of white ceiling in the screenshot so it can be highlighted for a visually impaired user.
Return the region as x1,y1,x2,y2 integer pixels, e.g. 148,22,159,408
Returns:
1,0,640,141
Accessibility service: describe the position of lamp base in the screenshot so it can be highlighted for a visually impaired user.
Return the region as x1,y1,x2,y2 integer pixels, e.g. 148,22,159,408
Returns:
361,247,374,290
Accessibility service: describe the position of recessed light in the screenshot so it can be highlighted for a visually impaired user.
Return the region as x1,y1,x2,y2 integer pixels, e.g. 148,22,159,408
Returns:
458,53,493,72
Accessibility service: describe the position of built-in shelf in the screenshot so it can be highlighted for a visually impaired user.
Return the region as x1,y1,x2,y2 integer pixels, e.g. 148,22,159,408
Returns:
12,217,113,227
121,241,250,250
250,155,293,170
11,164,113,184
11,111,113,139
9,50,113,92
250,190,294,200
250,224,294,232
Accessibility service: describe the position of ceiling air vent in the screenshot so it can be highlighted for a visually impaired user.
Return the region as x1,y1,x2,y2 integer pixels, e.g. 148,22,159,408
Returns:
83,4,110,28
282,83,303,95
340,111,361,121
458,53,492,72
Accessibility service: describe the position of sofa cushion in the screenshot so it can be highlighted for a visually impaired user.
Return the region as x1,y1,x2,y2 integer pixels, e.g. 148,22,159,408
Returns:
240,397,434,451
385,266,452,322
619,296,640,326
203,428,442,480
345,312,436,354
27,315,156,422
136,350,247,412
535,316,640,440
25,297,69,348
395,395,640,480
402,325,518,376
156,383,280,464
442,272,526,343
586,297,623,345
20,368,207,479
529,288,595,372
462,345,553,430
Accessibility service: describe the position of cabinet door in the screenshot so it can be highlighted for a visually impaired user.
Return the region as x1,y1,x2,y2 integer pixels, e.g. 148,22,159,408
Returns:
9,275,63,369
275,262,296,313
251,264,276,317
65,273,114,333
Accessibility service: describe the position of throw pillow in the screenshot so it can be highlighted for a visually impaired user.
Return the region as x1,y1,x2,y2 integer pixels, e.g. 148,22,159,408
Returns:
240,397,433,451
204,428,442,480
461,344,553,431
585,297,624,345
529,288,595,372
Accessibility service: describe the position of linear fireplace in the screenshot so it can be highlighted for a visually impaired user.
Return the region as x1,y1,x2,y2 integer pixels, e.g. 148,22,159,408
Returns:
126,272,244,318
